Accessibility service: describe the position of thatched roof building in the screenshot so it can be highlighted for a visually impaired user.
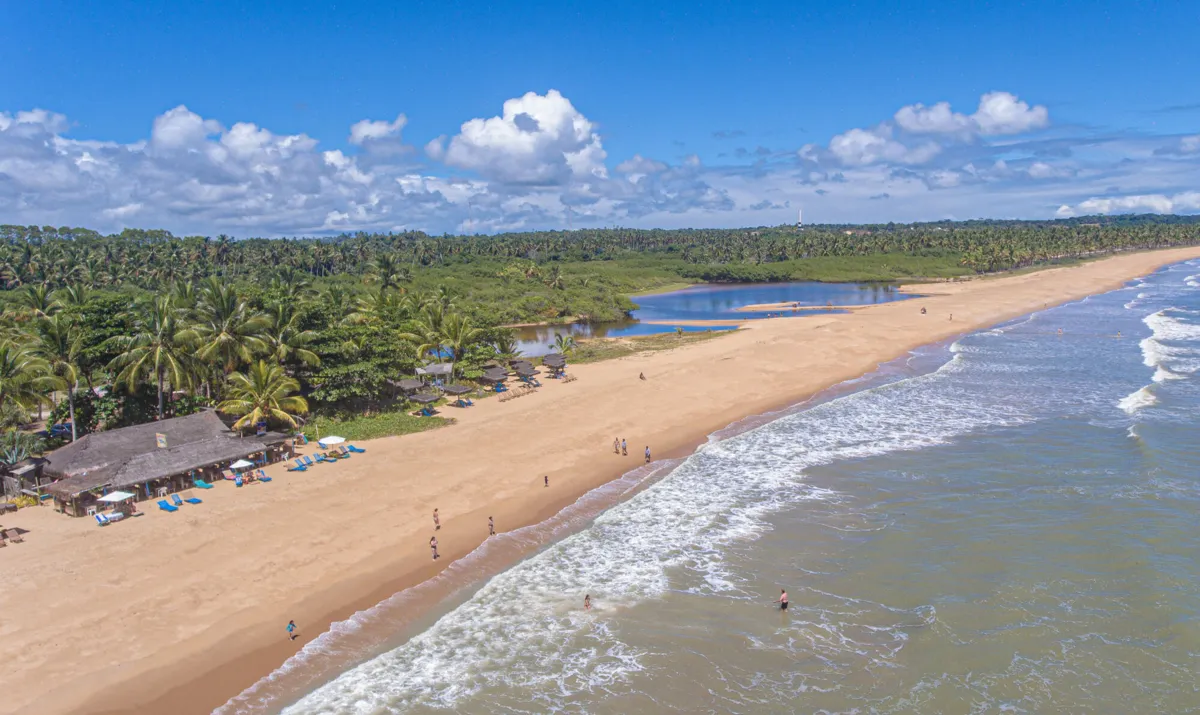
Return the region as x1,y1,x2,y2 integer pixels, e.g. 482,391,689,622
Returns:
44,410,286,499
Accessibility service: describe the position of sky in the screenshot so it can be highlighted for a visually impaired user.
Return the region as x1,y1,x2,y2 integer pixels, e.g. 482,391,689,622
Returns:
1,0,1198,236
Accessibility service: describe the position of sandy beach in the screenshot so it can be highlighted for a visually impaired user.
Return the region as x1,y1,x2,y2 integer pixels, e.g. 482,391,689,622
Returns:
3,247,1198,715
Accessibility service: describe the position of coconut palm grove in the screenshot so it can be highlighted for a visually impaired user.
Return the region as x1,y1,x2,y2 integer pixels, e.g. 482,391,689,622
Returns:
0,214,1197,464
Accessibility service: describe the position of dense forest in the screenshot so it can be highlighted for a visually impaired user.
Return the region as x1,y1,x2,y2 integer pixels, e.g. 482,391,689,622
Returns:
0,215,1196,463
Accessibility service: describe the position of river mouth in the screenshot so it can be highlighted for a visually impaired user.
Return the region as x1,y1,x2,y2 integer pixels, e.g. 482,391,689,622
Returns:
515,281,914,356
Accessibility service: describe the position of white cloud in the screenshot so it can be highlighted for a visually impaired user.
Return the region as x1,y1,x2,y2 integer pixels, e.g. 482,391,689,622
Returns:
894,92,1048,137
349,114,407,145
971,91,1049,135
440,90,607,184
615,154,667,174
151,105,223,150
828,126,941,166
1180,134,1200,153
894,101,975,135
1057,192,1200,217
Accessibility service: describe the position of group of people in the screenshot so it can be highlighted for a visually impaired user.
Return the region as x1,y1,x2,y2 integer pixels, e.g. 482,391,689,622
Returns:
430,509,501,560
612,437,652,463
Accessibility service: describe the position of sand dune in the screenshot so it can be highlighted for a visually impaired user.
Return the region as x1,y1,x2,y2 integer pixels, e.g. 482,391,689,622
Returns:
3,246,1199,715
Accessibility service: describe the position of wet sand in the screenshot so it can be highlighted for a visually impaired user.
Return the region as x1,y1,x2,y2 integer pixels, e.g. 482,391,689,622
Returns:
3,246,1199,715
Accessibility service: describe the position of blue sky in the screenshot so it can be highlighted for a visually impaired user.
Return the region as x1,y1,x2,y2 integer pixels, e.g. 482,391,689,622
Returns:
1,0,1198,235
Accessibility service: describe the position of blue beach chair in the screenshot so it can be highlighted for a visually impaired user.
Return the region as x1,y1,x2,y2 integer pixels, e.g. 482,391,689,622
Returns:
171,494,185,507
194,479,214,489
182,492,203,504
235,477,244,487
287,458,307,471
256,469,273,482
301,456,316,468
157,500,178,513
95,513,109,526
347,444,365,453
316,454,336,464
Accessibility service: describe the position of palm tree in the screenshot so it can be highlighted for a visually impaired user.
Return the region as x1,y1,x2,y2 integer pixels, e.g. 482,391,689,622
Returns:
367,253,411,291
51,284,90,312
12,284,58,318
549,333,578,355
106,297,191,420
399,316,444,363
491,334,523,361
217,360,309,432
543,266,566,290
181,279,269,377
33,315,83,440
439,312,483,370
265,302,321,369
0,341,59,420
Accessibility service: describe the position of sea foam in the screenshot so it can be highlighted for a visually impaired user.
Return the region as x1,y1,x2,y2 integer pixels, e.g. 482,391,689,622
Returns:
1118,386,1158,414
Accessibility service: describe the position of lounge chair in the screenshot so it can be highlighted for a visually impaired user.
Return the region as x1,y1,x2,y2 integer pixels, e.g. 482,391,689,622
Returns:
95,513,109,526
171,494,185,507
256,469,272,483
182,491,203,504
316,454,336,463
235,477,244,487
106,511,126,523
336,446,352,458
420,407,435,417
194,479,214,489
301,456,316,467
157,500,178,513
287,458,307,472
347,444,365,453
4,528,22,543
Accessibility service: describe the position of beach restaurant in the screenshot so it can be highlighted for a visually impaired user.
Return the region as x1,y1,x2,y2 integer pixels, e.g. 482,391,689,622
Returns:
43,410,290,517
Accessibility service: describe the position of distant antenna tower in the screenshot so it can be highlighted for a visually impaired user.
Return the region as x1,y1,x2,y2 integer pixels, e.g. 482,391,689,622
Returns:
797,208,804,229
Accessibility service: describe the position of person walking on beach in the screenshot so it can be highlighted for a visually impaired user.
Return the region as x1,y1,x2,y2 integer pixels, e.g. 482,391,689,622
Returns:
433,508,440,531
621,439,627,456
545,475,549,488
430,536,439,560
488,516,495,537
287,620,298,641
584,594,592,610
777,589,788,611
645,445,651,463
613,437,620,455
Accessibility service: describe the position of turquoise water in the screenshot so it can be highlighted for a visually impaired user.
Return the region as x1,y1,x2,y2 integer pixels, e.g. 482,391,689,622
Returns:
233,260,1200,714
515,282,911,356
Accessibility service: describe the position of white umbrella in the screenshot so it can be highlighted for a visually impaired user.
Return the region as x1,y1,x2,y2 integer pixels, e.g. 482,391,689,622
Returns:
319,435,345,447
230,459,255,470
98,491,135,503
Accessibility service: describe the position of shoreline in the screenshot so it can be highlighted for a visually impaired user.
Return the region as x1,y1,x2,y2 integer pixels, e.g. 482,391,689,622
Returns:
6,247,1200,715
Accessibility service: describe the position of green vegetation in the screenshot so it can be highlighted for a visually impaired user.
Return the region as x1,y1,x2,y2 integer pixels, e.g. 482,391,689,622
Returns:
0,215,1195,453
299,409,452,442
570,329,732,363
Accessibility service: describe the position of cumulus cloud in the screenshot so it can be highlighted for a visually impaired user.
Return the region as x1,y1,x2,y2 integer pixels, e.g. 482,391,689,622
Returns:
893,91,1048,137
1057,191,1200,217
828,125,941,166
0,87,1196,236
437,89,607,184
349,114,407,145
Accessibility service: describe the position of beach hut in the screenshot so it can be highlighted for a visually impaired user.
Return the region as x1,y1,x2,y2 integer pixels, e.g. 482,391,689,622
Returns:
43,410,287,517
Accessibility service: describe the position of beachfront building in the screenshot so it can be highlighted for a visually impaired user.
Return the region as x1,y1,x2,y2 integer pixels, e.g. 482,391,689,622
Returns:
44,410,291,517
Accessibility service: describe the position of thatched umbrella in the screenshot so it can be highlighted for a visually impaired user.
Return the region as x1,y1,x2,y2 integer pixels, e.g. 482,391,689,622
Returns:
443,384,472,395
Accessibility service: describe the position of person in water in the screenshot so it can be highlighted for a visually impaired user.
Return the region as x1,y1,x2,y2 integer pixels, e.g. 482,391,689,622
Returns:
777,589,788,611
584,594,592,610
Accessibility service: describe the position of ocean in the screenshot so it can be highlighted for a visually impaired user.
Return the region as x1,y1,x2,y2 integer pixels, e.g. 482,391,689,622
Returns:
227,258,1200,714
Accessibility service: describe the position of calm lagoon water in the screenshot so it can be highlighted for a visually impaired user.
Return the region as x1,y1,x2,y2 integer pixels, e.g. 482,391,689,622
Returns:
228,259,1200,714
515,281,911,356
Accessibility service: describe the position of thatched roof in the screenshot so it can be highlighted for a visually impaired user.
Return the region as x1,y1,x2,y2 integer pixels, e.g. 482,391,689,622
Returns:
409,393,440,404
389,378,425,393
44,411,273,497
442,385,472,395
417,362,454,377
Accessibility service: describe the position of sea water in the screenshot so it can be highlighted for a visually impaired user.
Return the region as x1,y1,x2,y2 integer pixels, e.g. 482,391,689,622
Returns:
243,260,1200,714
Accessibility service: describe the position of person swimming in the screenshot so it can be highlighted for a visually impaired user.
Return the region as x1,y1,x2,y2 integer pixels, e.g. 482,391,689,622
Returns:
584,594,592,610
